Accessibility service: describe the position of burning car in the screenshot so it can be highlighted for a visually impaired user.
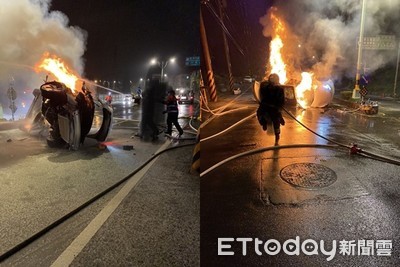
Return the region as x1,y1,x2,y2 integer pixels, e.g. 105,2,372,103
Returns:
24,81,113,150
259,8,335,109
253,81,297,107
253,77,334,109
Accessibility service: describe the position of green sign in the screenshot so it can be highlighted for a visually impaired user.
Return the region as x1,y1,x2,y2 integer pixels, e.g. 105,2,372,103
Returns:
362,35,397,50
185,56,200,66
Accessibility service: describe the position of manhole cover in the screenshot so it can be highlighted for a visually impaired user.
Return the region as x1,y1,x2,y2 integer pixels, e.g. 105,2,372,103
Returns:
280,163,337,189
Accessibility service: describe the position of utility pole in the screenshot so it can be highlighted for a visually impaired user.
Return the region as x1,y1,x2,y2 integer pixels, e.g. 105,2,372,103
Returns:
160,61,167,82
218,0,235,93
353,0,367,99
393,41,400,97
200,7,217,102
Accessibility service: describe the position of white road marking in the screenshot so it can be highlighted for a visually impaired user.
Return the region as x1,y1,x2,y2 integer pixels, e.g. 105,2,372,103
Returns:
51,141,170,267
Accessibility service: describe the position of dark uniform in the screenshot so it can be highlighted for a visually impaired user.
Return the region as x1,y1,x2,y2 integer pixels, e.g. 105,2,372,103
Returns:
139,65,166,141
164,90,184,136
257,74,285,143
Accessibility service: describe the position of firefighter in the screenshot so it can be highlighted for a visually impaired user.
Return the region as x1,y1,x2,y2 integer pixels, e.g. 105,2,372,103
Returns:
163,89,184,137
257,73,285,144
105,93,112,104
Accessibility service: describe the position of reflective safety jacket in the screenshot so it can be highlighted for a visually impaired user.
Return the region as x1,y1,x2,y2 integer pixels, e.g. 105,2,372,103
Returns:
164,95,179,114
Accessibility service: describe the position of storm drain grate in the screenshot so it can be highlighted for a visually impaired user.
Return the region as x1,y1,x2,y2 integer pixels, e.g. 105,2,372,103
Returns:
280,163,337,189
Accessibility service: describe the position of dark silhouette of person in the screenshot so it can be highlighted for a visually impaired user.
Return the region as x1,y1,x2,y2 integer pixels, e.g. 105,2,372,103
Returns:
257,73,285,144
139,65,165,141
163,89,184,137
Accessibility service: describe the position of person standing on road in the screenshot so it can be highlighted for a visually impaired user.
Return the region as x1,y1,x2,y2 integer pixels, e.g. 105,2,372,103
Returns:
163,89,184,137
105,93,112,105
257,73,285,144
138,65,165,141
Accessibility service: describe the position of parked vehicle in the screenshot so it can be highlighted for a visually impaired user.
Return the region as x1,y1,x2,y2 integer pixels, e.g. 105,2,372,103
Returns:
243,76,255,83
122,94,133,105
252,81,297,107
176,89,194,104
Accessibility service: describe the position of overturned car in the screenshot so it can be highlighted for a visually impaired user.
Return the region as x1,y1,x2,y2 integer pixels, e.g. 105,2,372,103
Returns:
24,81,112,150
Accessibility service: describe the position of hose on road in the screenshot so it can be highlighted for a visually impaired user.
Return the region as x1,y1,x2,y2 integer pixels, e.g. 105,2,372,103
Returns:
0,142,196,262
282,107,400,166
200,113,256,143
201,105,400,177
200,143,341,177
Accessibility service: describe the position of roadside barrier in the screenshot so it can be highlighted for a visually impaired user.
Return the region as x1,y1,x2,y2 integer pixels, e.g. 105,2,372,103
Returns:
191,133,200,173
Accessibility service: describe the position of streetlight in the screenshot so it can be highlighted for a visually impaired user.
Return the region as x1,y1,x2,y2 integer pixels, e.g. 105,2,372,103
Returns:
150,57,176,82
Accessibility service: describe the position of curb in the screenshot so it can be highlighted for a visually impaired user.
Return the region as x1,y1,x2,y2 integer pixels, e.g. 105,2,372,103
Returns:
332,97,360,109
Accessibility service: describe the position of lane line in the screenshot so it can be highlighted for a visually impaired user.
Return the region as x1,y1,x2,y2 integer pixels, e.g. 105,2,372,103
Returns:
51,140,170,267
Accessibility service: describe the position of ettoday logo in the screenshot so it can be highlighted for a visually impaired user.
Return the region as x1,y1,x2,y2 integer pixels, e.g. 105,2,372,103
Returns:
218,237,393,261
218,237,337,261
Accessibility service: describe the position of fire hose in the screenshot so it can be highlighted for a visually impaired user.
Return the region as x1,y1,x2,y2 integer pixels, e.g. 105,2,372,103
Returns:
200,144,341,177
200,105,400,177
0,142,196,262
281,107,400,166
200,112,256,143
201,84,252,129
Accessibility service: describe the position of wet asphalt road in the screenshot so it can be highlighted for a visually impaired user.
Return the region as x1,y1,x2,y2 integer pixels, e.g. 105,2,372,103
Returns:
200,89,400,266
110,100,196,131
0,100,198,265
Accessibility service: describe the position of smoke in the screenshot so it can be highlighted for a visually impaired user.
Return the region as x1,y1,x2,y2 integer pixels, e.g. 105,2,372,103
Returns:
260,0,400,82
0,0,86,118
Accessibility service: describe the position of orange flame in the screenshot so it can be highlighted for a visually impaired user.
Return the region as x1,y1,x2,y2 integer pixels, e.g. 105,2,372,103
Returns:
270,36,287,84
267,10,316,109
295,72,315,108
35,53,79,92
268,10,287,84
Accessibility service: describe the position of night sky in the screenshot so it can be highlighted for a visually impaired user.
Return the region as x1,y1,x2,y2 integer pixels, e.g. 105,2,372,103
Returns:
50,0,199,85
201,0,272,78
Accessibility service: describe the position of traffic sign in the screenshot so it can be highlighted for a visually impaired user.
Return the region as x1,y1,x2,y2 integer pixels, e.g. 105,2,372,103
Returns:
361,35,397,50
360,87,368,97
185,56,200,66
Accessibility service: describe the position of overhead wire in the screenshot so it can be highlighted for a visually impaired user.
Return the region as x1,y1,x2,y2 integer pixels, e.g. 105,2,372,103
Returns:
202,0,245,55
